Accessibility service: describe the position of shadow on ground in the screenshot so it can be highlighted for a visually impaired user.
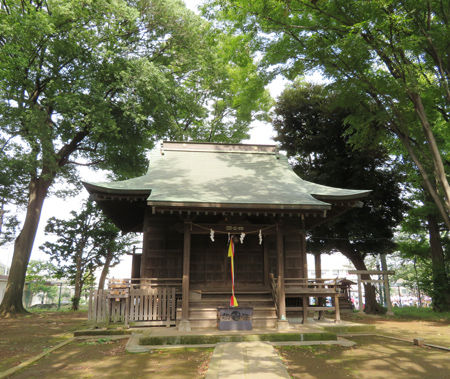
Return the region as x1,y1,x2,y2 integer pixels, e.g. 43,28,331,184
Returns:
277,335,449,379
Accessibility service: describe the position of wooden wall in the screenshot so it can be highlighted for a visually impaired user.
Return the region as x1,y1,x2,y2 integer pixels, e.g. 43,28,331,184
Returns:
190,234,227,284
190,234,264,287
264,232,307,279
141,225,183,278
140,215,307,284
284,233,306,278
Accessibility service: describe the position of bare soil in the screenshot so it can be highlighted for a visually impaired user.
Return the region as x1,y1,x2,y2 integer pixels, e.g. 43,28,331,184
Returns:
277,335,450,379
0,311,88,372
1,311,449,378
9,338,213,379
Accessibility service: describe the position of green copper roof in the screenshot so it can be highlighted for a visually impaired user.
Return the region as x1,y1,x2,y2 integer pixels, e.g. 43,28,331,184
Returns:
83,142,370,210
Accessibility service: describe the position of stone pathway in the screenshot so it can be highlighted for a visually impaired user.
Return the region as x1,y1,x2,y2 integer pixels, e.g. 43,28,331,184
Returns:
206,341,290,379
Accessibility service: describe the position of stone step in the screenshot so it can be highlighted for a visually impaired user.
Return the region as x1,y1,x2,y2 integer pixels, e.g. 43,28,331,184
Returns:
191,300,274,307
185,317,278,329
201,292,272,299
200,290,271,294
191,309,277,319
177,307,277,320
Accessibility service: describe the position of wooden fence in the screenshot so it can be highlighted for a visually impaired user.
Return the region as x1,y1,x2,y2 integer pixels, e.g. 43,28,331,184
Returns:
128,287,177,326
88,287,177,326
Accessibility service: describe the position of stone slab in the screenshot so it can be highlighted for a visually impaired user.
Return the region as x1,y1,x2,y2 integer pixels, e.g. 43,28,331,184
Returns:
206,341,290,379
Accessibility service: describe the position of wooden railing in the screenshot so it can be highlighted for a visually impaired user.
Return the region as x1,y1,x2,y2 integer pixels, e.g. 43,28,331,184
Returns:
284,278,339,295
88,278,181,326
107,277,182,290
284,278,341,323
266,276,342,323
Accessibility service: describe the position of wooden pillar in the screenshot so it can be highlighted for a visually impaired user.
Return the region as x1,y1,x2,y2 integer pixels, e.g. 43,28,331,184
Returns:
124,295,129,328
302,296,308,324
301,233,308,279
334,292,341,323
182,222,191,320
315,252,323,320
178,221,192,331
301,232,308,323
131,254,141,279
314,252,321,279
263,240,269,287
140,207,152,278
276,224,286,321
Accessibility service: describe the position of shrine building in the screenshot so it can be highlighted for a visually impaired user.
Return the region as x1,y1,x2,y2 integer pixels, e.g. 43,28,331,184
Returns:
84,141,370,330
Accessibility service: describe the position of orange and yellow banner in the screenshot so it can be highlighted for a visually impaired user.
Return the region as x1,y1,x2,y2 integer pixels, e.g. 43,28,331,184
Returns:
228,238,238,307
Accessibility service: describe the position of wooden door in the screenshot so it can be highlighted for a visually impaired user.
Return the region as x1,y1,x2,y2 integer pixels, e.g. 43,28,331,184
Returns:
233,234,264,287
190,234,228,286
190,234,264,288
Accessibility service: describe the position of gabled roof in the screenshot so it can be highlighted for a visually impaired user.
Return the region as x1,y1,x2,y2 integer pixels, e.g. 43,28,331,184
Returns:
83,141,370,211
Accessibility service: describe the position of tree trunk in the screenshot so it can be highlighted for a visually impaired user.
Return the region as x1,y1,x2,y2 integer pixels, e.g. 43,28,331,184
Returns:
427,214,450,312
0,178,51,317
98,248,114,290
409,91,450,214
338,246,384,314
413,258,422,307
72,251,83,311
396,131,450,230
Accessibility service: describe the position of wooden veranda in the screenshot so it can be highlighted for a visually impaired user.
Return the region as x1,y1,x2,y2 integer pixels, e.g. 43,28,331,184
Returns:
88,276,350,327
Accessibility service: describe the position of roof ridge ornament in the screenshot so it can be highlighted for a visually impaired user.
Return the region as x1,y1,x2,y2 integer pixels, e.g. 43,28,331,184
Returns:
162,141,278,154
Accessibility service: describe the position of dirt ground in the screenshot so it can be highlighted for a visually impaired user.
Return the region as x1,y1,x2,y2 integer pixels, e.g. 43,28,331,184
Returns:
277,335,450,379
1,311,449,378
0,311,88,372
9,338,213,379
340,312,450,347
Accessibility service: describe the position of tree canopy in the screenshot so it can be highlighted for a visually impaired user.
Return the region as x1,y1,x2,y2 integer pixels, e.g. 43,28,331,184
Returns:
205,0,450,229
0,0,269,315
24,260,58,307
40,201,135,310
274,82,408,312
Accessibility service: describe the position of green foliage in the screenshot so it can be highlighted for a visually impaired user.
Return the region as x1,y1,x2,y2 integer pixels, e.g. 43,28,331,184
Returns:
25,260,59,306
393,306,450,322
273,82,407,258
394,223,449,309
40,200,135,309
0,1,270,297
206,0,450,227
0,0,269,190
41,200,134,278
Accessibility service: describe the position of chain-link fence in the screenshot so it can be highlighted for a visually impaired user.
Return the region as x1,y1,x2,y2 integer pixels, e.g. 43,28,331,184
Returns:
22,282,91,310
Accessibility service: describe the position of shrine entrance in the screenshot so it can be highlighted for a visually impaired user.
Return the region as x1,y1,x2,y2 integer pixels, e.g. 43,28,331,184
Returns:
190,234,265,290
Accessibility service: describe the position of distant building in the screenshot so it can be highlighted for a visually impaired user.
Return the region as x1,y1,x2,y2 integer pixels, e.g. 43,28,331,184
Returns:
0,262,7,275
0,274,7,303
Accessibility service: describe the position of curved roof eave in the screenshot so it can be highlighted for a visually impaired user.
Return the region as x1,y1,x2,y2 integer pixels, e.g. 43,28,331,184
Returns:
312,190,372,201
82,181,151,196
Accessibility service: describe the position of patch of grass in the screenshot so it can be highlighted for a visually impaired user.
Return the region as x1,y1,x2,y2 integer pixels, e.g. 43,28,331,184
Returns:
321,325,376,334
73,329,132,337
27,305,88,313
392,307,450,322
140,332,337,346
